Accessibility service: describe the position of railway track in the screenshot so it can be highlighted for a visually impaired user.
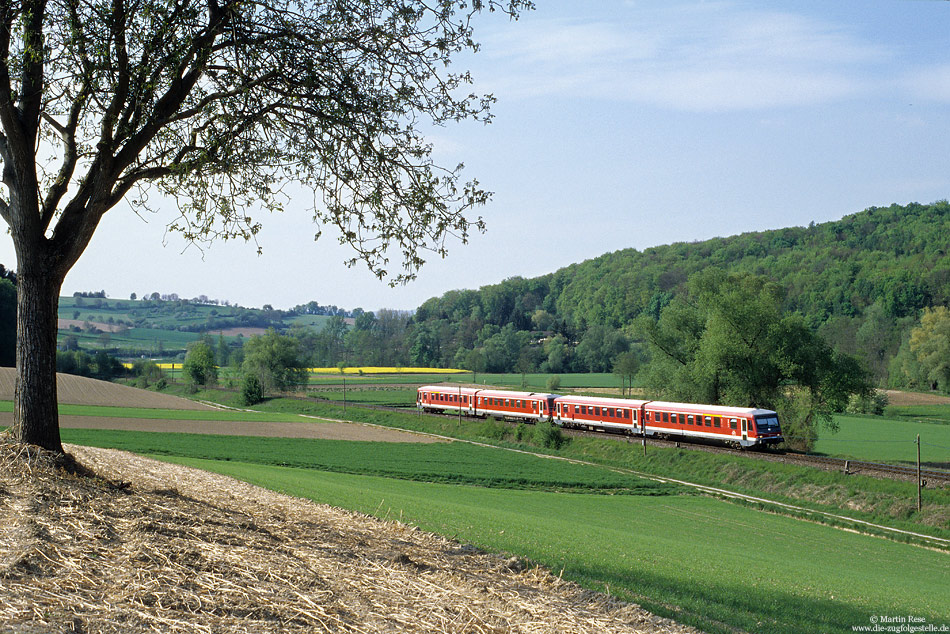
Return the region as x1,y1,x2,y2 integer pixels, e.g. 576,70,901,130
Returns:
561,425,950,485
302,396,950,486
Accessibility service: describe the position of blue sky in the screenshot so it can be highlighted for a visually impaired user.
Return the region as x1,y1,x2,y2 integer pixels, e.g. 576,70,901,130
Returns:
3,0,949,311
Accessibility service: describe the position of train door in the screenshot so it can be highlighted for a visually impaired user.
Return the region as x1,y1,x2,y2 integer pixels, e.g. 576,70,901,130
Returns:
741,418,748,443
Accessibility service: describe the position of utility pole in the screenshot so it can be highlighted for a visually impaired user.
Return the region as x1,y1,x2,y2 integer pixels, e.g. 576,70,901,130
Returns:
343,375,346,414
458,384,462,428
641,414,646,457
917,434,922,513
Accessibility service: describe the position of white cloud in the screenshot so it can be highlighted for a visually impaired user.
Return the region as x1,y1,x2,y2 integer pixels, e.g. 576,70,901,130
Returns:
480,3,893,112
903,64,950,104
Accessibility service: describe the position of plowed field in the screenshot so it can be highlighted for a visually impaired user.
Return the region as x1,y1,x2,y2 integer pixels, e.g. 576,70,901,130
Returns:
0,367,212,410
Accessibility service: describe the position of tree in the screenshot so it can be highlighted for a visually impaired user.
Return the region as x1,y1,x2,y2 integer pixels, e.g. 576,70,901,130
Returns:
216,334,231,367
1,0,529,451
183,340,217,387
242,329,307,395
637,269,871,450
909,306,950,393
613,351,639,396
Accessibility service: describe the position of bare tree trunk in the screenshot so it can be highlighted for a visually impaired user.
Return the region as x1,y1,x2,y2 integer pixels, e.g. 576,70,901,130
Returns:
12,262,64,453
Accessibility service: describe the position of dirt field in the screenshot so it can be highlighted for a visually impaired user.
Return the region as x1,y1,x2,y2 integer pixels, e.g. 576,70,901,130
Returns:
0,441,696,633
207,327,270,337
883,389,950,406
0,412,443,443
57,319,126,333
0,367,214,410
0,368,439,443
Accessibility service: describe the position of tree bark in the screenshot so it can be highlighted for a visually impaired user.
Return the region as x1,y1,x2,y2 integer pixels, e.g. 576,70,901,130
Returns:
12,261,64,453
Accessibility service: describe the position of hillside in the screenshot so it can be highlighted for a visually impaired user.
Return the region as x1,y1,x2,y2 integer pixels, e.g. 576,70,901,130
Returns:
0,440,696,633
408,201,950,385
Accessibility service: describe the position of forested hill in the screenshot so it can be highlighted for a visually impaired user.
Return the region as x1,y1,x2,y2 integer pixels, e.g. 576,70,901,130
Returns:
550,201,948,328
411,201,950,385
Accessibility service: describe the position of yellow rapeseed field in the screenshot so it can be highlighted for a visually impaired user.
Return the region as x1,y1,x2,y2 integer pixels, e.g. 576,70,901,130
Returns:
307,367,467,374
122,363,465,374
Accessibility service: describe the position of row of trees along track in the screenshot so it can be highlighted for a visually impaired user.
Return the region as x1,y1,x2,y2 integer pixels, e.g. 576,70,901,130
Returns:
0,0,531,452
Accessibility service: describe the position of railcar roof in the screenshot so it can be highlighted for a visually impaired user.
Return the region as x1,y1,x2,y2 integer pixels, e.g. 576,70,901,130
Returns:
553,395,649,407
644,401,776,416
474,389,558,399
418,385,480,394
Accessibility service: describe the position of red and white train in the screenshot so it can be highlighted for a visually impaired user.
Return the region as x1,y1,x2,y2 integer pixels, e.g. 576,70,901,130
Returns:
416,385,783,448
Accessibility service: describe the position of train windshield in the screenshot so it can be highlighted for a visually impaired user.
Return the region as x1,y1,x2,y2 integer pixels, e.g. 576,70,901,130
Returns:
754,415,781,433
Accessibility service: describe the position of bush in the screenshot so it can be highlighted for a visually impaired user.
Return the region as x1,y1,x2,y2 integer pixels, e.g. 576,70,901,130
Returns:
546,375,561,392
476,419,508,441
532,422,565,450
845,390,889,416
241,373,264,406
515,423,530,442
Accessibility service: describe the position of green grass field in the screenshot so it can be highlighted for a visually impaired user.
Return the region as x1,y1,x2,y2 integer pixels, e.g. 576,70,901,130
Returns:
306,387,419,407
818,415,950,467
886,403,950,425
62,428,682,494
155,456,949,634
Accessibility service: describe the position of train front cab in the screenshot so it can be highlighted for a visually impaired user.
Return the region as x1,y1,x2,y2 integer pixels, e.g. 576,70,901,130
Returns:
641,402,782,448
750,411,783,447
723,410,783,448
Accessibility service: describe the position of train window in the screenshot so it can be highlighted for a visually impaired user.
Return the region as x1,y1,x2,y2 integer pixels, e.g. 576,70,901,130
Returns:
714,417,721,428
687,415,694,425
730,418,737,430
705,416,712,427
505,399,510,406
606,408,613,417
594,407,601,416
533,401,538,411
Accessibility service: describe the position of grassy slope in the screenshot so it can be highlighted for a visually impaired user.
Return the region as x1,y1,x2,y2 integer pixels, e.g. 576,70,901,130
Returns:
159,457,950,634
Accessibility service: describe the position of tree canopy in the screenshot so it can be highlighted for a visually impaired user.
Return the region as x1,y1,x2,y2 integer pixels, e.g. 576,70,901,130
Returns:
635,269,871,450
1,0,530,451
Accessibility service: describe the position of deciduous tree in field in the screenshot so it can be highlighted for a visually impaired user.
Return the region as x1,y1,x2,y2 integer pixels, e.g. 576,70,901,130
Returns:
0,0,529,452
183,340,217,388
636,269,871,450
909,306,950,393
242,328,306,395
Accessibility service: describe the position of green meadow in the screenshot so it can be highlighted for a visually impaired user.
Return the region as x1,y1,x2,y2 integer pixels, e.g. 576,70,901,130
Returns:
816,414,950,466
